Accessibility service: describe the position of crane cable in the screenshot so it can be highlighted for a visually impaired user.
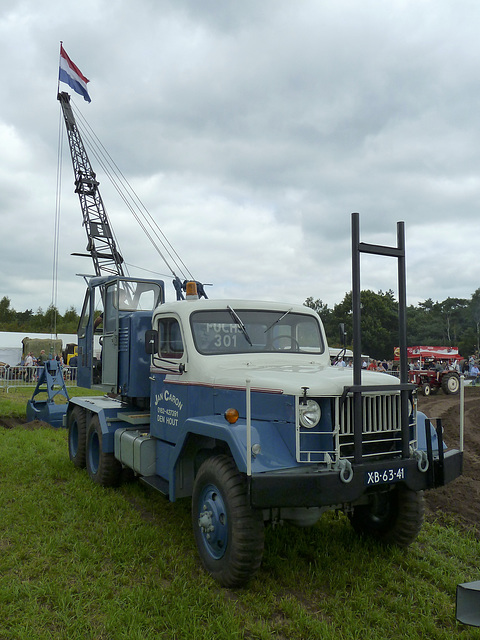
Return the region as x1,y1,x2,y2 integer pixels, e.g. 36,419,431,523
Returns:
70,99,194,283
50,105,65,338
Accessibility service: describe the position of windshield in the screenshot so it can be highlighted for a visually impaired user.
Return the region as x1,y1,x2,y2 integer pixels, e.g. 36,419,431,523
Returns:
191,309,324,355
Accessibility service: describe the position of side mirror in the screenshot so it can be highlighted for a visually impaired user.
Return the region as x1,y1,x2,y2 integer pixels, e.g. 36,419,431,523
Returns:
145,329,158,354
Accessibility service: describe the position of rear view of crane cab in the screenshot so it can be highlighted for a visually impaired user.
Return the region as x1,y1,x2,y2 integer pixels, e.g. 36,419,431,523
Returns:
76,275,164,399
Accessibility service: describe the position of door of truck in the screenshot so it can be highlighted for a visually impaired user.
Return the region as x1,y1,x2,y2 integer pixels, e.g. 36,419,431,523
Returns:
101,281,119,387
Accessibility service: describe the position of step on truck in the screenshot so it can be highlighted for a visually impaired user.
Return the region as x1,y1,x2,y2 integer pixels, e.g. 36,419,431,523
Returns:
65,214,463,587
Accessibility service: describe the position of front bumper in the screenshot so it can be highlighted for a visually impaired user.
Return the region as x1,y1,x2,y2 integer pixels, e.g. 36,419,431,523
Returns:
248,449,463,509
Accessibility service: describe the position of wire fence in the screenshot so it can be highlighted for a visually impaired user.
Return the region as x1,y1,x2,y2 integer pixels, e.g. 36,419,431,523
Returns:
0,365,78,392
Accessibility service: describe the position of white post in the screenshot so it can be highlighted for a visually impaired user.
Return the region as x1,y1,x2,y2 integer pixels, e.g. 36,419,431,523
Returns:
246,379,252,476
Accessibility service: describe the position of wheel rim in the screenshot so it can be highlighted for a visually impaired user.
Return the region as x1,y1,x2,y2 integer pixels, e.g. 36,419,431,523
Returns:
88,430,100,474
197,483,228,560
448,377,459,392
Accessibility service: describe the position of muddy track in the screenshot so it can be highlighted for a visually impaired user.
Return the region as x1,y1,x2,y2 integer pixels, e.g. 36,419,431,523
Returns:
2,392,478,534
418,391,480,536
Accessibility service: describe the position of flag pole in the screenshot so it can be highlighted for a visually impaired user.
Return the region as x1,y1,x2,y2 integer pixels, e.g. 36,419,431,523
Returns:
57,41,62,96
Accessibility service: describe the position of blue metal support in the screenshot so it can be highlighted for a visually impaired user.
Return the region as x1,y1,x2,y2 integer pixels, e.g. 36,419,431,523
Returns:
26,360,69,428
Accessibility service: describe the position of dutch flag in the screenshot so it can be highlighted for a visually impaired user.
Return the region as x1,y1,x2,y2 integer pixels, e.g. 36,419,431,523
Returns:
59,44,91,103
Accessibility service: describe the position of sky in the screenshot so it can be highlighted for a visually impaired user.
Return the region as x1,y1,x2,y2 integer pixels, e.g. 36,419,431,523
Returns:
1,0,479,315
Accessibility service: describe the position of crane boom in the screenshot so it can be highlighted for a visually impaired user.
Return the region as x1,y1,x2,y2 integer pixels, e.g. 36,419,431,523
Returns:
57,91,125,277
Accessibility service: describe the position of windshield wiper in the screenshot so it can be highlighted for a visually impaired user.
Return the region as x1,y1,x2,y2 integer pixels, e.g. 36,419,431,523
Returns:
264,308,293,333
227,306,252,346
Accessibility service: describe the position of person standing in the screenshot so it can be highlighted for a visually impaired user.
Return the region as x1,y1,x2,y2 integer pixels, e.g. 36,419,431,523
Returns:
69,354,78,381
37,349,49,378
469,361,480,386
24,352,34,382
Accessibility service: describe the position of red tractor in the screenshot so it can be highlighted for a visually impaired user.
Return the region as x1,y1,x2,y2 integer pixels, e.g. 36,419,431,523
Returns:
408,366,460,396
395,346,462,396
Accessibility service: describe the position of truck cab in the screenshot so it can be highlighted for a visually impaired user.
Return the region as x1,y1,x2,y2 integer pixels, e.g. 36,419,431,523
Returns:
145,297,410,488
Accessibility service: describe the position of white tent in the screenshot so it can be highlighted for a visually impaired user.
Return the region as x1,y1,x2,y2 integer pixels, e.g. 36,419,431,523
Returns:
0,346,22,366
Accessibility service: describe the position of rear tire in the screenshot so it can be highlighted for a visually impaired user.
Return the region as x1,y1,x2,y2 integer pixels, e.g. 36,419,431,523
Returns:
441,372,460,395
86,415,122,487
67,406,87,468
192,455,265,588
349,486,424,547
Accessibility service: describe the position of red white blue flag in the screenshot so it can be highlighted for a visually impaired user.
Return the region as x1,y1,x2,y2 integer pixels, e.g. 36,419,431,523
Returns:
59,44,91,103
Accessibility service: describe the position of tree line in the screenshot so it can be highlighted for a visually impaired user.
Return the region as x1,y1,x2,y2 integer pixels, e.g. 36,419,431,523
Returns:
305,289,480,360
0,297,80,335
2,290,480,361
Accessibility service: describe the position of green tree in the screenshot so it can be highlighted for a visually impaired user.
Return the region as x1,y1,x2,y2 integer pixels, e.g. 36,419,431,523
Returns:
440,297,469,345
407,298,444,345
44,304,61,333
31,307,46,332
0,299,80,334
470,289,480,353
458,327,476,359
0,296,15,329
304,297,331,324
15,309,33,330
355,289,398,359
306,289,399,359
58,306,80,333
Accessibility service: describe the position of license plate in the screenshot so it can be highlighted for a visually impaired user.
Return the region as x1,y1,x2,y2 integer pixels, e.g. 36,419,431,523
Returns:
365,467,405,486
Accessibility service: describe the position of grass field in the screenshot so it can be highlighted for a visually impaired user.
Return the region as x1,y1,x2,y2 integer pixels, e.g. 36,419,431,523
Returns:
0,389,479,639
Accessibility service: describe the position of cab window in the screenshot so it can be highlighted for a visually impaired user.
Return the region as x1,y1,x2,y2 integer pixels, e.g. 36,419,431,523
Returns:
158,318,184,359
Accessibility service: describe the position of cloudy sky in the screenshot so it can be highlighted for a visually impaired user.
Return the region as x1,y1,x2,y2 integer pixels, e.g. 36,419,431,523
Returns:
1,0,479,316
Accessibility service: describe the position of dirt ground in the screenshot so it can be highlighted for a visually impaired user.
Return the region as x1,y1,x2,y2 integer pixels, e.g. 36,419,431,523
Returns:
1,391,477,535
418,389,480,537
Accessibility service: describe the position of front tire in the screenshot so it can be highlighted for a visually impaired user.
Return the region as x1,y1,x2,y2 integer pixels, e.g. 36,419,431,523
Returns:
86,416,122,487
349,486,424,547
421,382,431,397
192,455,264,588
67,406,87,468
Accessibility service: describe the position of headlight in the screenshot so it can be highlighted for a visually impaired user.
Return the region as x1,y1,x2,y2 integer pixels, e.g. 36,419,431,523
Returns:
408,399,413,417
299,399,321,428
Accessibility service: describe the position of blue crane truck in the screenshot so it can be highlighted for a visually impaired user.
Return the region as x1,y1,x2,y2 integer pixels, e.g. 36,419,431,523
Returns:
42,93,462,587
62,219,463,587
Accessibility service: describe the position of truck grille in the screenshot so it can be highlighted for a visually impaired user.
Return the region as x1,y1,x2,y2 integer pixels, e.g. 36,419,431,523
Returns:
338,393,403,460
296,393,411,463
